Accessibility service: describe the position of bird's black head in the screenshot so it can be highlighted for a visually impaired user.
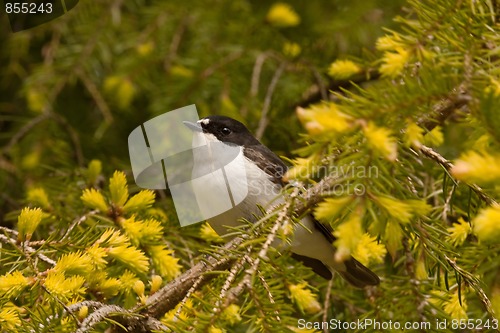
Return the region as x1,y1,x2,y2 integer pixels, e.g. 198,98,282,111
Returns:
198,115,260,146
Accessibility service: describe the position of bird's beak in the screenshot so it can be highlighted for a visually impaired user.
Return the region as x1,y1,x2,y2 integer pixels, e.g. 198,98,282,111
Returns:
183,121,203,132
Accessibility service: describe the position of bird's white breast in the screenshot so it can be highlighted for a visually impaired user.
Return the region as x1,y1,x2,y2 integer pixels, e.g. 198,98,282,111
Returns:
205,153,283,235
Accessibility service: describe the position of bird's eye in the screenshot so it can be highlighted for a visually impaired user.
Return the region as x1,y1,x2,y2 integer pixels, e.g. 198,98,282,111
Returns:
221,127,232,135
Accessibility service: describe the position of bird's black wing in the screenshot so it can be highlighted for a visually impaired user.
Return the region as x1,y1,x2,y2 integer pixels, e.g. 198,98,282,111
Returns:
243,145,287,186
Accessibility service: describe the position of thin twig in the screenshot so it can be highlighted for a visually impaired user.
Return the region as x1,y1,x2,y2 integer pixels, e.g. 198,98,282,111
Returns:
209,187,300,327
322,279,333,333
310,66,328,102
76,69,113,124
251,53,268,97
201,51,244,79
217,256,247,309
40,284,78,324
50,112,85,166
444,255,496,319
255,62,286,140
2,113,50,153
419,145,497,206
206,255,250,328
164,16,190,72
418,94,470,132
0,226,17,236
180,51,244,104
246,186,299,278
72,294,167,332
0,233,56,266
173,273,204,321
442,182,456,221
61,210,98,242
43,26,61,66
293,70,381,108
76,305,138,333
142,239,240,319
68,300,106,313
257,269,281,322
241,53,269,117
47,301,120,330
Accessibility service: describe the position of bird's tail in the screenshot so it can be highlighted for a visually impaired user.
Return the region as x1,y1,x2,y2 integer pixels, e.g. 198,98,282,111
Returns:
337,257,380,288
291,253,380,288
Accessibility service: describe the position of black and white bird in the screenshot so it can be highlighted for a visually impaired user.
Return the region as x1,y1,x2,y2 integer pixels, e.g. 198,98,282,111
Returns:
183,115,379,287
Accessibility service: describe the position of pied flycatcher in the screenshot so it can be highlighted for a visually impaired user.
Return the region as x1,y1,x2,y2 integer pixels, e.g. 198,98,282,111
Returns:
184,115,379,287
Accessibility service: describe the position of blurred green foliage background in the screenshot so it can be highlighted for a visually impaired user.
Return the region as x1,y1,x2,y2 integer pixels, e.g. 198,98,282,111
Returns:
0,0,405,221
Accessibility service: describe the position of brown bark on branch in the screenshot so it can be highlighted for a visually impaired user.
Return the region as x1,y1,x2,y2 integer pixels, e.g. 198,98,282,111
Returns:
140,175,337,319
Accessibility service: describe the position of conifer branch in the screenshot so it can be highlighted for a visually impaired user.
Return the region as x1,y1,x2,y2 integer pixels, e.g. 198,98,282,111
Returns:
250,53,268,97
419,145,497,206
217,255,247,309
163,14,190,72
418,92,471,132
118,178,338,331
215,185,300,321
180,50,244,104
209,255,252,327
322,278,334,333
293,70,381,108
50,112,85,166
76,69,113,124
173,273,204,320
56,301,165,333
68,300,107,313
255,62,286,140
142,239,239,319
75,304,160,333
257,268,281,322
444,255,496,319
61,210,98,241
0,232,56,266
240,52,269,117
2,113,50,153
